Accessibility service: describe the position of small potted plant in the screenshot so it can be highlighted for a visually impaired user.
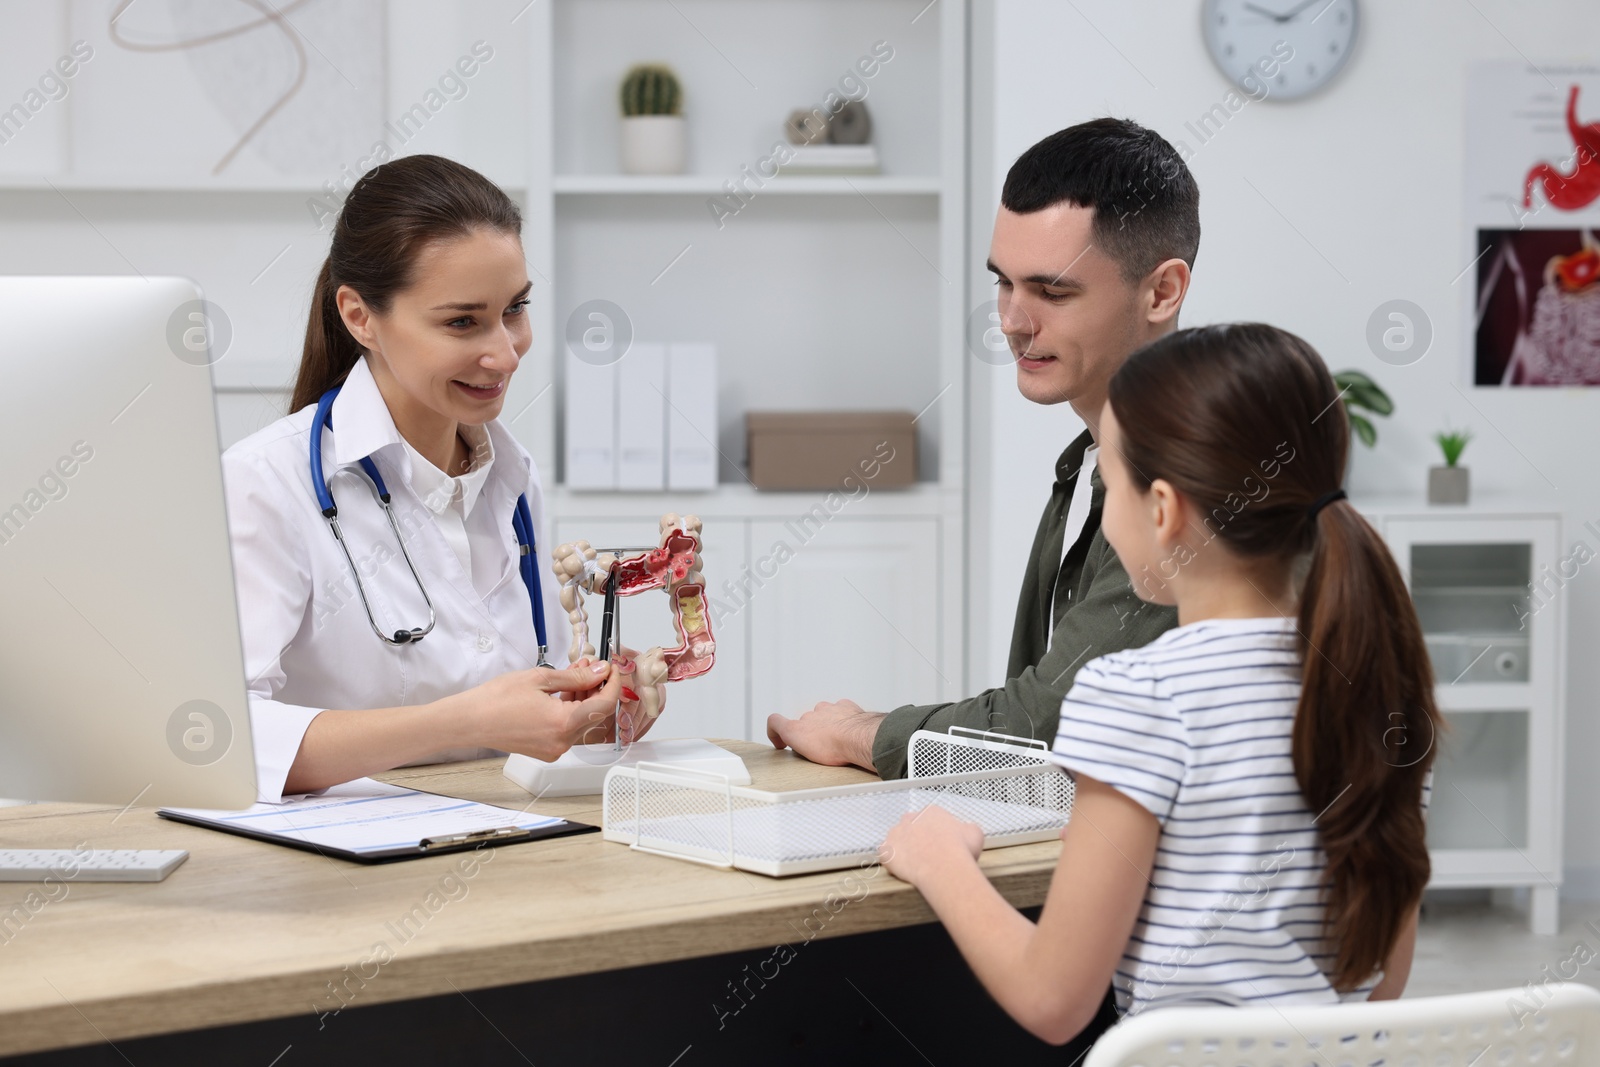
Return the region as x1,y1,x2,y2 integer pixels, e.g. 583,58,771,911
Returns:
1429,428,1472,505
619,63,685,175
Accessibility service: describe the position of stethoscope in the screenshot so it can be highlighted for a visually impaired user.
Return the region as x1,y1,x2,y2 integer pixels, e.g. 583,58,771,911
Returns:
309,385,551,666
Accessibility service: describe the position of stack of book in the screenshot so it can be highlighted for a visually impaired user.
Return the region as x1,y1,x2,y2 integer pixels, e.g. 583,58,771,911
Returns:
778,144,880,175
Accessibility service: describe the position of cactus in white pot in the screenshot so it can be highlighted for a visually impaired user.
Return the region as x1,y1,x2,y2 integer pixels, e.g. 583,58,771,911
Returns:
619,64,686,175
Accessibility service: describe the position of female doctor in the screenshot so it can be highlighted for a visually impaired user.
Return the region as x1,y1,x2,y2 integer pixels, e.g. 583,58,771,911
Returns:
224,154,657,801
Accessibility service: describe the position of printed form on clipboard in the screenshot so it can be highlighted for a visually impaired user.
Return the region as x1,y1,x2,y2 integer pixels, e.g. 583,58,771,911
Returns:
158,779,597,863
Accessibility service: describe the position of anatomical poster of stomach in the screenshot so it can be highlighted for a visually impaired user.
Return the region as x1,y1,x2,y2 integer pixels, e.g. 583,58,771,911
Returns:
1467,63,1600,386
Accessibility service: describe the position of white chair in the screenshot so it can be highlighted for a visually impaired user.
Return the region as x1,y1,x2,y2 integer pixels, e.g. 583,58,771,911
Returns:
1083,983,1600,1067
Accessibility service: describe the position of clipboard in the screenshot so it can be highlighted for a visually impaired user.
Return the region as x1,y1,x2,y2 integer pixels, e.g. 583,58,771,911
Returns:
158,778,597,864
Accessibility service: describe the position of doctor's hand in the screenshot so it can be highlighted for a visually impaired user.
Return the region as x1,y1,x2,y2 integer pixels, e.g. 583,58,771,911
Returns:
611,643,668,746
454,661,624,761
556,654,662,747
767,699,884,774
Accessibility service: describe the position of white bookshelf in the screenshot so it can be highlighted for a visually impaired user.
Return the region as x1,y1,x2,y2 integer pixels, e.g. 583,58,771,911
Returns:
524,0,971,739
551,174,942,195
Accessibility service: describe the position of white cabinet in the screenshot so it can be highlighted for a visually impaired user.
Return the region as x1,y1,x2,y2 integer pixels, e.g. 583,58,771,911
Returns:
748,518,941,719
1363,505,1566,934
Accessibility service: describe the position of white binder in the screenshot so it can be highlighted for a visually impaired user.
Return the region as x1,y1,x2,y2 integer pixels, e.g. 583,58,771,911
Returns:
666,342,718,490
616,342,666,490
564,352,617,489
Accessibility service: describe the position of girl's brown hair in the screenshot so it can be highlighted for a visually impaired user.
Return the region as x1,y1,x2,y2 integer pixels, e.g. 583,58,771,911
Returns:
291,154,523,414
1107,322,1440,991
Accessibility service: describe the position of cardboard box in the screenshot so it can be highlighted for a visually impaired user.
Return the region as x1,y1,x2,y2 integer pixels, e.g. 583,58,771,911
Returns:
746,411,916,491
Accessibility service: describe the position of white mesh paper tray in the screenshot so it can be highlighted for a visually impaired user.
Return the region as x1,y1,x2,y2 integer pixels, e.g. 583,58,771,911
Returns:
601,727,1075,877
908,725,1065,779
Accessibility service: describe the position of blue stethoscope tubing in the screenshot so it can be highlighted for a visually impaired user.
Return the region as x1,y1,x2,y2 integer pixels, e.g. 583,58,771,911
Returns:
309,386,550,666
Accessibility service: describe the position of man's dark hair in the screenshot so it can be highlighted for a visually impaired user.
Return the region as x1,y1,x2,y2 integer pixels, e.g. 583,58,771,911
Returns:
1001,118,1200,283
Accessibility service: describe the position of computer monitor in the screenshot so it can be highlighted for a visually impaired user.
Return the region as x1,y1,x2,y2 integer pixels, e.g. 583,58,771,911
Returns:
0,276,256,809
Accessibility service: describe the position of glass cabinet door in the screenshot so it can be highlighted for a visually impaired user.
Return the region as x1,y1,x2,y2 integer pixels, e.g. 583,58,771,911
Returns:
1423,710,1529,851
1408,542,1530,686
1379,517,1560,878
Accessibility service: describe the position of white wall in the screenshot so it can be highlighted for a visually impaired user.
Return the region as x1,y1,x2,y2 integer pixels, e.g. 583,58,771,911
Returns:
970,0,1600,894
0,1,538,451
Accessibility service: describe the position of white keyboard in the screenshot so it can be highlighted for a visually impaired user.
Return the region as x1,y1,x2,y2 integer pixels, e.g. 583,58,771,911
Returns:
0,849,188,882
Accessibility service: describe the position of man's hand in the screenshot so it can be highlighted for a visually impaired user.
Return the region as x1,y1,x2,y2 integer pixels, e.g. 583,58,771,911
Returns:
766,699,884,773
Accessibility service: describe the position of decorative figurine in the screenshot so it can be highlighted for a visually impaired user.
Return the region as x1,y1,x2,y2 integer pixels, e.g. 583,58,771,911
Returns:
828,100,872,144
785,108,831,145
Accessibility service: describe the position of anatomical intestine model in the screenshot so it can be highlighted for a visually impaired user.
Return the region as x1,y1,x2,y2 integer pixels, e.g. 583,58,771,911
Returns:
550,514,716,725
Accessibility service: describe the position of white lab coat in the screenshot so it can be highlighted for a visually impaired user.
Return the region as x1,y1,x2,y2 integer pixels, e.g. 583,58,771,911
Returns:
221,356,567,801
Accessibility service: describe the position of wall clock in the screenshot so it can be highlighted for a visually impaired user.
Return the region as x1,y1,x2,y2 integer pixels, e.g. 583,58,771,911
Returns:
1201,0,1359,102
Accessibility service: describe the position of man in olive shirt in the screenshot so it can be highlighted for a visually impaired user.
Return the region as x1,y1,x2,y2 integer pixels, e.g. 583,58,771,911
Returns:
769,118,1198,780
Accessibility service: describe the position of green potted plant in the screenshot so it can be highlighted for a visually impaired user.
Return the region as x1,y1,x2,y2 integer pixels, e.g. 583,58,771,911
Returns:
1429,428,1472,505
619,63,685,175
1332,369,1393,448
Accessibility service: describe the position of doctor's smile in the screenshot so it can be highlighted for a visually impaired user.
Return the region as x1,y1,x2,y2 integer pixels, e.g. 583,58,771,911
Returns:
451,378,507,402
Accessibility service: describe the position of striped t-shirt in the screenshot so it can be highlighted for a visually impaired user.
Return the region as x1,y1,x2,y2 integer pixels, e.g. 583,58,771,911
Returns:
1051,616,1427,1014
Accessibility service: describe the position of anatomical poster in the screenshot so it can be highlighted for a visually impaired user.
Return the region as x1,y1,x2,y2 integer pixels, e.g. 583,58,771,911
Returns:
1467,63,1600,386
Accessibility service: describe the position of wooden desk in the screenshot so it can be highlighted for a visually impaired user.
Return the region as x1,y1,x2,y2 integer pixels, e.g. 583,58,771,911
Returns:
0,741,1064,1060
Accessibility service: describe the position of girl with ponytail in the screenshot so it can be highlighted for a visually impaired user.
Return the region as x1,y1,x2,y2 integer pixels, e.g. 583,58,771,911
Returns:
223,155,657,802
881,323,1439,1044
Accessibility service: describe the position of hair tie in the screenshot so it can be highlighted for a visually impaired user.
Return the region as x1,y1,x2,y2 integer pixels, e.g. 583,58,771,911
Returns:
1307,488,1347,521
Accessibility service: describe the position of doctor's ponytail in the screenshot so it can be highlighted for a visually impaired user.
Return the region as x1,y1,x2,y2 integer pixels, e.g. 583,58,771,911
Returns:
291,154,524,414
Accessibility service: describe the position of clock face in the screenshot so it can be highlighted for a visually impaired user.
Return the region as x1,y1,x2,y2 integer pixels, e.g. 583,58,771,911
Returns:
1201,0,1359,102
